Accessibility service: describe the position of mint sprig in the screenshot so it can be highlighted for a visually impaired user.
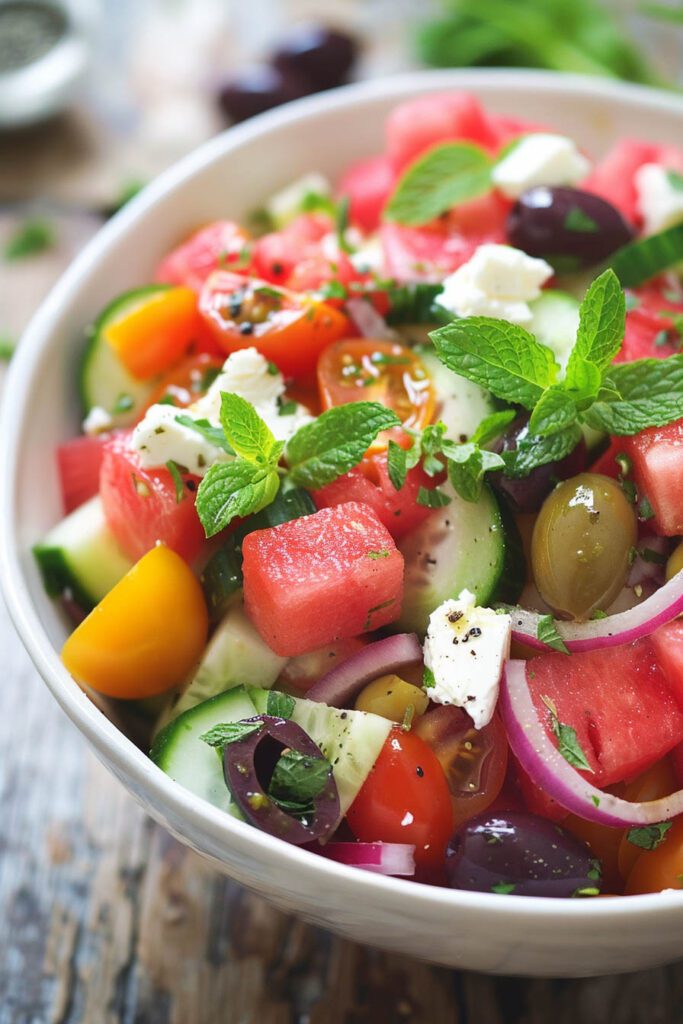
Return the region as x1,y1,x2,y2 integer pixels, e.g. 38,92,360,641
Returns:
384,142,493,226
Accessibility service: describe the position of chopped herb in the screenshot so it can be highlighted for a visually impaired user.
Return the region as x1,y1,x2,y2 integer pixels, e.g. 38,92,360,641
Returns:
541,694,594,773
266,691,296,719
587,859,602,881
491,881,516,894
277,397,298,416
572,886,600,898
200,721,262,747
536,615,570,654
269,749,332,805
591,795,601,807
627,821,673,851
654,328,672,348
335,195,354,254
363,598,395,630
319,279,348,301
0,335,15,361
112,392,134,415
666,169,683,192
166,460,186,503
564,207,599,233
639,495,655,520
591,609,608,620
423,666,436,689
4,217,55,261
254,285,283,303
417,485,452,508
639,547,667,565
266,361,280,376
367,549,390,560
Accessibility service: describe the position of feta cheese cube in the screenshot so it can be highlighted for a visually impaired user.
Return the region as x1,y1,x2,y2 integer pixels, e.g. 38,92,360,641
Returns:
437,244,553,325
423,591,511,729
635,163,683,235
83,406,113,436
492,133,591,200
131,403,230,476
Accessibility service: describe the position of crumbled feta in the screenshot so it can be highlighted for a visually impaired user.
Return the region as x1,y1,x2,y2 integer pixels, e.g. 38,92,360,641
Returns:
320,227,364,262
190,347,313,442
267,173,332,228
423,591,511,729
635,163,683,235
491,133,591,200
82,406,113,436
350,235,385,274
131,403,229,476
437,244,553,325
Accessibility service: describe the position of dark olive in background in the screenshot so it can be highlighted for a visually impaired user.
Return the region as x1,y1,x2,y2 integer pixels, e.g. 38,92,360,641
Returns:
489,414,587,513
217,65,309,124
446,810,602,897
507,186,635,271
272,24,359,91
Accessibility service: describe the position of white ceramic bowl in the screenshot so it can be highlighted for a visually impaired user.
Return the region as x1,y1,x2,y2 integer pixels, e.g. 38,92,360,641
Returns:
3,70,683,978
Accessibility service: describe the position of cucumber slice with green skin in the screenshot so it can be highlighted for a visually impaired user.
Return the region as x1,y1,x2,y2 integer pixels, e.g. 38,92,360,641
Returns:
527,290,580,372
33,496,133,611
151,688,259,818
397,481,505,636
79,284,172,427
247,687,392,817
416,345,496,442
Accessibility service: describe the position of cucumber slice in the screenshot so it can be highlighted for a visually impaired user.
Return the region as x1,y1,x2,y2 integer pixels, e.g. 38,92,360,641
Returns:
168,604,287,721
79,285,172,427
33,496,133,611
151,688,259,817
417,346,496,441
248,687,392,816
528,290,580,372
397,481,505,635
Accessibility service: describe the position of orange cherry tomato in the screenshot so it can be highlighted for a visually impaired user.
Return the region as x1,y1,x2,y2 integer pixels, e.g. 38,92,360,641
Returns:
346,727,454,872
143,352,225,414
625,815,683,895
563,815,624,894
62,545,208,699
618,757,678,880
317,339,435,436
199,271,352,379
105,287,212,380
414,705,508,828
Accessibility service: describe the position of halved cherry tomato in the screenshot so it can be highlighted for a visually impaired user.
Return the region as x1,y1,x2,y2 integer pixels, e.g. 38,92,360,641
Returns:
617,757,677,880
346,728,454,872
199,271,352,379
62,545,208,699
414,706,508,829
317,339,435,435
105,287,213,380
625,815,683,895
143,352,225,413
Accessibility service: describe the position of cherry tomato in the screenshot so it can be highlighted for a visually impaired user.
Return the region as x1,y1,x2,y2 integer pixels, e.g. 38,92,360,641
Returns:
414,706,508,828
199,271,352,379
625,815,683,895
346,728,454,872
618,758,677,880
143,352,225,413
62,545,208,699
317,339,435,435
563,815,624,894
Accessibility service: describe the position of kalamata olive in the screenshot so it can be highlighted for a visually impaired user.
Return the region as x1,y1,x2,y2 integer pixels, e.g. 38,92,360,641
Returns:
489,414,586,513
507,187,635,271
531,472,637,620
272,24,358,91
446,810,602,897
217,65,309,124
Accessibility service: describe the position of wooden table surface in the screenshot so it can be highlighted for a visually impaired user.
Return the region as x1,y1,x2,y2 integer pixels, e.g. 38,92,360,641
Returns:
2,2,683,1020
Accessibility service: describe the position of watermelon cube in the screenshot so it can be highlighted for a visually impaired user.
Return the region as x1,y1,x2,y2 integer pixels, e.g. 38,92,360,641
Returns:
624,419,683,536
527,638,683,786
242,502,404,656
651,621,683,708
385,91,498,173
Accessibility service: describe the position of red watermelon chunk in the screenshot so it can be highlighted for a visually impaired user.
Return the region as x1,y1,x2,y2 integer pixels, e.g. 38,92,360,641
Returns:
155,221,252,293
526,638,683,786
58,433,112,514
385,92,498,173
337,155,396,234
651,621,683,707
582,140,683,227
616,284,683,363
242,502,404,656
623,419,683,536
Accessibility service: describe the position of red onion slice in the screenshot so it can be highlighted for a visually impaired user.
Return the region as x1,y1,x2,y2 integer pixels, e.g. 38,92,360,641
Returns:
346,297,394,339
316,841,416,876
307,633,423,707
500,659,683,827
509,570,683,654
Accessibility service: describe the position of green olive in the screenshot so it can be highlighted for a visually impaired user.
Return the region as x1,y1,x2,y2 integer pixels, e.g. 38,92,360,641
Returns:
531,472,637,620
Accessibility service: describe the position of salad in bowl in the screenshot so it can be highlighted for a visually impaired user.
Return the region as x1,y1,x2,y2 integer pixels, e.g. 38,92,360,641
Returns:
27,85,683,904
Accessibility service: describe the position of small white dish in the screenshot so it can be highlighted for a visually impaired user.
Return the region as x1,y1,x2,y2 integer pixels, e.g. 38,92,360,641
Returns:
3,69,683,977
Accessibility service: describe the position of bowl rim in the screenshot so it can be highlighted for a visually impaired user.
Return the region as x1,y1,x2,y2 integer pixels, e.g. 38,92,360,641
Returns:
3,67,683,923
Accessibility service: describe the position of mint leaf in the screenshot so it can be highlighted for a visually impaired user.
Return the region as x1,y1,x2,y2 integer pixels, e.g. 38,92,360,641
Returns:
528,386,578,437
563,357,602,404
491,882,516,895
165,460,186,504
175,414,234,454
196,460,280,537
564,206,599,233
470,409,517,445
267,691,296,719
387,439,408,490
431,317,559,409
627,822,673,851
423,667,436,689
502,424,582,478
541,695,593,772
269,749,331,804
220,392,281,464
4,217,55,261
537,615,570,654
285,402,400,489
200,721,262,747
444,443,504,503
582,356,683,434
417,485,451,508
385,142,493,226
565,269,626,393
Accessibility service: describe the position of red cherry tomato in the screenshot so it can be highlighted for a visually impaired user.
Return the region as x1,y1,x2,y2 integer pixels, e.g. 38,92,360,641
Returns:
346,728,454,872
414,706,508,828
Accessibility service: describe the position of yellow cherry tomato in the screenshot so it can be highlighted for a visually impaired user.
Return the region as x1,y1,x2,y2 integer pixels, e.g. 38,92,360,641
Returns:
62,545,208,698
625,816,683,895
666,540,683,582
354,674,429,723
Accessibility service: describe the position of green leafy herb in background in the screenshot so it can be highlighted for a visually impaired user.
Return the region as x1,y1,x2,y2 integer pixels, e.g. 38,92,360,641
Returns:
4,218,55,261
0,335,15,361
